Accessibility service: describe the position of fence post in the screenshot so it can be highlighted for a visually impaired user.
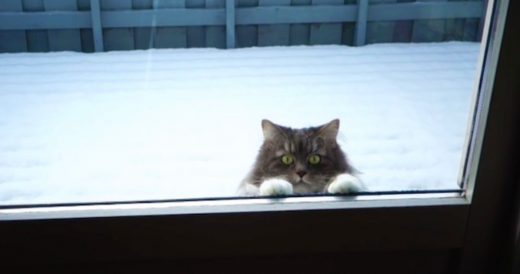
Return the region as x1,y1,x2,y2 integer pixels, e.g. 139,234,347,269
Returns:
226,0,236,49
355,0,368,46
90,0,104,52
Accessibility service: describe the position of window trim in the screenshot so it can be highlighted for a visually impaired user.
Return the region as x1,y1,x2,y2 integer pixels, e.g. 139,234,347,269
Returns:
0,199,469,265
460,0,508,202
457,0,519,272
0,193,465,220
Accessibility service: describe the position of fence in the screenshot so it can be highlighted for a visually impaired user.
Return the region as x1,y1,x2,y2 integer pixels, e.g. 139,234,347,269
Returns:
0,0,485,53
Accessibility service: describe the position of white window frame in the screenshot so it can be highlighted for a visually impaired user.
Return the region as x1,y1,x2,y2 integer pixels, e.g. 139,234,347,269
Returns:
0,0,517,272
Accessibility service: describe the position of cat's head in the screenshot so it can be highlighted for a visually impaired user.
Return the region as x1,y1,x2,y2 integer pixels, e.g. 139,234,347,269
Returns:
252,119,353,193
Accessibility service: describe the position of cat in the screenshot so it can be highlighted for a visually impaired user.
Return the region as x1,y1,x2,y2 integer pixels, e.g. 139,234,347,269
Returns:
238,119,365,196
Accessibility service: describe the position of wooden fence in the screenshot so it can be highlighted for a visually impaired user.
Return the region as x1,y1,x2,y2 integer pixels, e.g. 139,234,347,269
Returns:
0,0,485,53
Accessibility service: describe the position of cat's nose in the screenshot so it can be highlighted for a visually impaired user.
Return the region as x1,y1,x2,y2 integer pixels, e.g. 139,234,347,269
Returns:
296,171,307,178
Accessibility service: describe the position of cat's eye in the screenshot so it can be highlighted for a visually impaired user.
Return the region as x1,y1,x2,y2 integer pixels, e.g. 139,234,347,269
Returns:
308,154,321,165
281,155,294,165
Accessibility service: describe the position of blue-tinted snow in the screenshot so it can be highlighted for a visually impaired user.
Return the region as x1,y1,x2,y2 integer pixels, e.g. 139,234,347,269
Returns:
0,42,480,204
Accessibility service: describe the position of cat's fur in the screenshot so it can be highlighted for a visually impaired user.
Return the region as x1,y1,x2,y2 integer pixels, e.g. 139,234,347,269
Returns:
238,119,365,196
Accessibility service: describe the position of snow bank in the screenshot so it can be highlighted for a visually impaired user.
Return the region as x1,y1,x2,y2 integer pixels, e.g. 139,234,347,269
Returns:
0,42,480,204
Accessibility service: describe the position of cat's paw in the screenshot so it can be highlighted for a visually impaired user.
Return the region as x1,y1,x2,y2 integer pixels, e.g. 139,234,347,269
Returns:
327,174,365,194
260,179,293,196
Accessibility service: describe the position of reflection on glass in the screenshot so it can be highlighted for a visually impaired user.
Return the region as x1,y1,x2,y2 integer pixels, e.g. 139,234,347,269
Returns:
0,0,487,205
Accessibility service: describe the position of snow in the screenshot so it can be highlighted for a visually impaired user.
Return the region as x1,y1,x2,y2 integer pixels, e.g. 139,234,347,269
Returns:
0,42,481,205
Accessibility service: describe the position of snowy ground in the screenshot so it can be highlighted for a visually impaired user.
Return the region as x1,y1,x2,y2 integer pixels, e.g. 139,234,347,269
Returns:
0,42,481,205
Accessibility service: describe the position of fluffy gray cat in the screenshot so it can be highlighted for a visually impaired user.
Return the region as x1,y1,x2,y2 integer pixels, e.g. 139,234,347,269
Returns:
238,119,365,196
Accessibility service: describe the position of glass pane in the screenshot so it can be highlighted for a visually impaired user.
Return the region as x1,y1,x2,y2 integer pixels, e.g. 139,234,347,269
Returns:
0,0,494,205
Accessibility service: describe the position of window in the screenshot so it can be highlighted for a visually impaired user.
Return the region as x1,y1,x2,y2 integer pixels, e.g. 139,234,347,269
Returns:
0,0,489,205
1,0,518,272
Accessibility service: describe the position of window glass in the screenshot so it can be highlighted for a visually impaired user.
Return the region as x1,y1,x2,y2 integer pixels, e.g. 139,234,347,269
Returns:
0,0,489,205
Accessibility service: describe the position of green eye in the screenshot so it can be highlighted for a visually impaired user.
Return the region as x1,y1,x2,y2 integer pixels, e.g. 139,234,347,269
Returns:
308,154,321,165
281,155,294,165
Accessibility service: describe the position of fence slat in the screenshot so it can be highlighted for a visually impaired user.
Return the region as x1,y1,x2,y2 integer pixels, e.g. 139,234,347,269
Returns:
205,0,226,48
258,0,290,46
236,0,257,48
77,0,90,8
340,0,357,46
132,0,153,49
0,12,91,30
0,0,27,52
477,0,487,41
102,0,134,51
310,0,343,45
463,0,481,42
368,1,483,21
412,0,447,42
77,0,94,52
187,0,206,47
443,0,465,41
154,0,187,48
22,0,49,52
236,5,357,25
367,0,397,44
43,0,82,51
392,0,413,42
289,0,310,45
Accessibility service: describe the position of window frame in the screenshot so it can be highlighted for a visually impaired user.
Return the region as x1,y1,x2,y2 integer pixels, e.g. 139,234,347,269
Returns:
0,0,518,272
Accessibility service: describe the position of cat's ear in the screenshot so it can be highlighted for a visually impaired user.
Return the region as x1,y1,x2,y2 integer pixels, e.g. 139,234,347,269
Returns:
261,119,283,140
317,119,340,140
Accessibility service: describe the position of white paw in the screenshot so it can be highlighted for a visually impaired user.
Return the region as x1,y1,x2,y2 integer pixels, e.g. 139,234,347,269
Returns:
260,179,293,196
327,174,365,194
